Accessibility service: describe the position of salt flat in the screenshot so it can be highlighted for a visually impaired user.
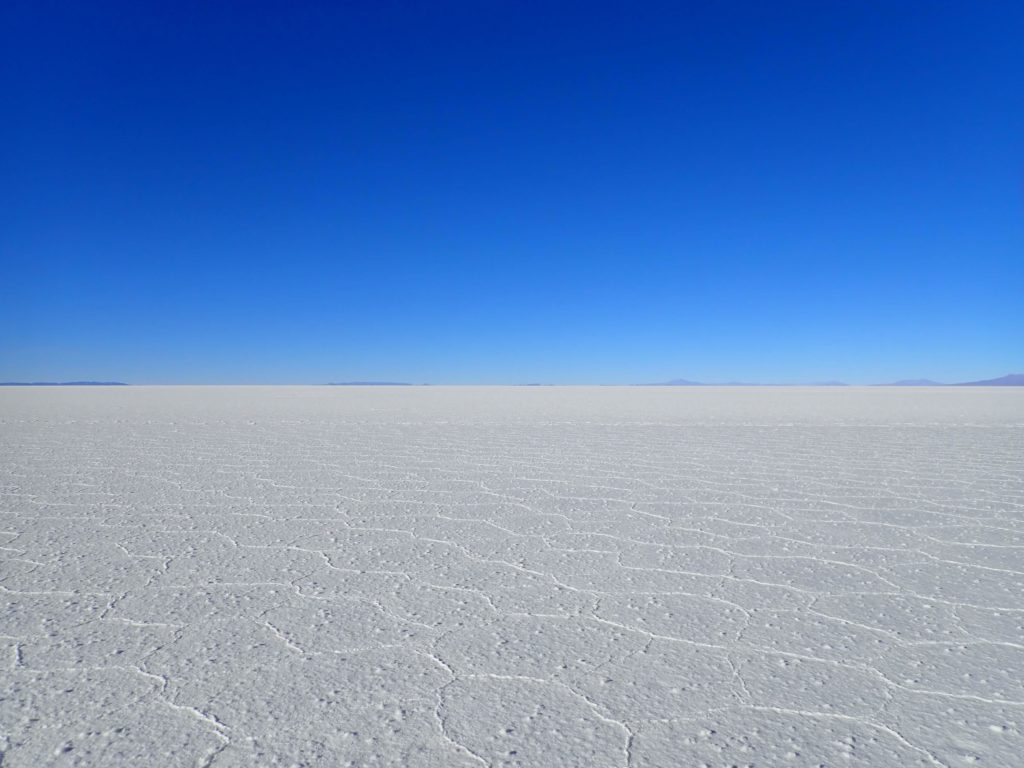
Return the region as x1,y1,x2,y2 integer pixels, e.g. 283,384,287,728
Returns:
1,386,1023,767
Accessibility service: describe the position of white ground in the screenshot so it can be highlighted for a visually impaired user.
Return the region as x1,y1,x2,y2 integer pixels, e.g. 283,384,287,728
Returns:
1,386,1023,767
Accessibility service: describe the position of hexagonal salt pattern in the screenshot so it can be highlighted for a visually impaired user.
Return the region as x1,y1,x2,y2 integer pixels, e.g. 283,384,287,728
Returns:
2,386,1022,767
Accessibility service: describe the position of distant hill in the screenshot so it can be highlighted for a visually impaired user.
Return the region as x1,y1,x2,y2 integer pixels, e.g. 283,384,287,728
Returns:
877,379,943,386
0,381,127,386
642,379,848,386
328,381,411,386
953,373,1024,387
642,374,1023,387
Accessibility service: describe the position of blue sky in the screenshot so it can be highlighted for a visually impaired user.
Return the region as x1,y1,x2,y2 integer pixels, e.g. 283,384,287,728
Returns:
2,1,1021,384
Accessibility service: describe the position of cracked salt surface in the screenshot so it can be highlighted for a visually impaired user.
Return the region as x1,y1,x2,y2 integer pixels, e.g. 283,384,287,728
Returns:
1,386,1022,767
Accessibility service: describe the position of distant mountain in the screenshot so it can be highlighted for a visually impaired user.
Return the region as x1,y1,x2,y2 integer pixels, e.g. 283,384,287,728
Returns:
877,379,943,386
0,381,127,386
874,374,1024,386
953,373,1024,387
642,379,848,386
328,381,411,386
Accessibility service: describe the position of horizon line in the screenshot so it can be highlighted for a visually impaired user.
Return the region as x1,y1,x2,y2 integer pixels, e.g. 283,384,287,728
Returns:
2,376,1023,388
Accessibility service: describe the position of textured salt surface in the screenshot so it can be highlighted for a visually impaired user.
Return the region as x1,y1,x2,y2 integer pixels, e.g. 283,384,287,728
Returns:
1,386,1022,767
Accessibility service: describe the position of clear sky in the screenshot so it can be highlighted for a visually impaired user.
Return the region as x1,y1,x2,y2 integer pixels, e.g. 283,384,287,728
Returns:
3,1,1021,384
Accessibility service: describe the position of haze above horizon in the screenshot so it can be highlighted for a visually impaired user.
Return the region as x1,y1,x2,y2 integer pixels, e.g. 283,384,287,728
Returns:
3,2,1021,384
